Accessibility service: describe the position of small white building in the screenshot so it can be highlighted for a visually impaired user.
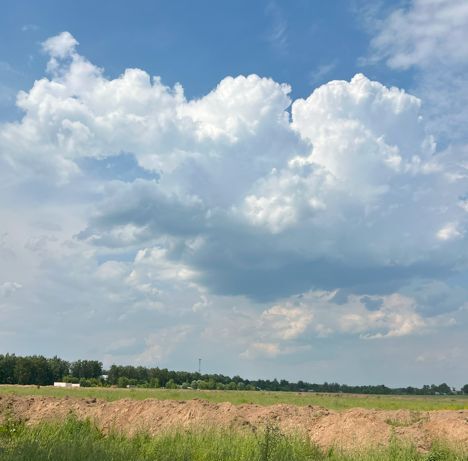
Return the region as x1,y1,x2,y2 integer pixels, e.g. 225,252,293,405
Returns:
54,382,80,388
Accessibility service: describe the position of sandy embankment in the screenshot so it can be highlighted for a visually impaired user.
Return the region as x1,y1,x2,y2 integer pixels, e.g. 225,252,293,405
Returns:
1,395,467,451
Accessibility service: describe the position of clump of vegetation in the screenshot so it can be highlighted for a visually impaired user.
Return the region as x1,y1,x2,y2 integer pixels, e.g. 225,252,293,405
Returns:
385,410,427,427
0,415,466,461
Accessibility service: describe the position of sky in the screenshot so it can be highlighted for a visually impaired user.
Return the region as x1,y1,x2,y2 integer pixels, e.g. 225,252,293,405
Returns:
0,0,467,387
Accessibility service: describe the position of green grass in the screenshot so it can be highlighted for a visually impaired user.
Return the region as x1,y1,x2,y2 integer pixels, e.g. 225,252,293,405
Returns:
0,414,466,461
1,385,467,411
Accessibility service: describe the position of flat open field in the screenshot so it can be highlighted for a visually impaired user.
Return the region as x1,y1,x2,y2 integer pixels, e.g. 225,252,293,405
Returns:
1,384,467,411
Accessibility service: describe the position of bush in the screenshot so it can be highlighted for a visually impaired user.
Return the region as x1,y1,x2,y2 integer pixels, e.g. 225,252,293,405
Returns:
117,377,129,388
165,379,177,389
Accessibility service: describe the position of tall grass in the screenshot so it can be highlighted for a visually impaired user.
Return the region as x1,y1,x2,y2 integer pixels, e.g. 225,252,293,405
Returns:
0,415,466,461
1,385,467,411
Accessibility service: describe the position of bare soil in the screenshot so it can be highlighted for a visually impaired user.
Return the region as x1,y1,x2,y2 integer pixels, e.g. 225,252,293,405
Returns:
1,395,467,451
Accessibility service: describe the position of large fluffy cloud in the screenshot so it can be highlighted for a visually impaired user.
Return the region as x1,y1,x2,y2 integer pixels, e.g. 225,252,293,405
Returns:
1,32,298,188
79,74,467,300
2,32,467,300
1,31,467,384
243,74,466,261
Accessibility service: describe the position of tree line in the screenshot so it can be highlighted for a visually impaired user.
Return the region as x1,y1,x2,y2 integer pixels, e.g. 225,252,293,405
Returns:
1,353,467,395
0,354,102,387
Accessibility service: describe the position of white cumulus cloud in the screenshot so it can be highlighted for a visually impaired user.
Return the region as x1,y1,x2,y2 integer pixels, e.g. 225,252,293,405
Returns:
0,32,467,379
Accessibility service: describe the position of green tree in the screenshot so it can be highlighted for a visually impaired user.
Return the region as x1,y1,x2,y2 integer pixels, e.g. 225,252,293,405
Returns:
148,377,160,388
165,378,177,389
117,376,129,388
435,383,452,395
70,360,103,379
33,356,54,385
48,356,70,381
0,354,17,384
14,358,33,385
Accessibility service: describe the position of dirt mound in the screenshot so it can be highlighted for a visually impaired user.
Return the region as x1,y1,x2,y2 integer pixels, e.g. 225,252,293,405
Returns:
1,395,467,451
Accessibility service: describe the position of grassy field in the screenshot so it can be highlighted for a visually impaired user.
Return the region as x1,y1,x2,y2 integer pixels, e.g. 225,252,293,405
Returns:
1,385,467,411
0,414,466,461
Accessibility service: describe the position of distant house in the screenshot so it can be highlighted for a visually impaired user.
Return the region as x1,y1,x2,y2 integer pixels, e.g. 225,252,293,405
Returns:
54,382,80,388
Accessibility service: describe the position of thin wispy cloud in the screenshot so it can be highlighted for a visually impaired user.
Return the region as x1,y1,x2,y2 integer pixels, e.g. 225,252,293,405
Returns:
21,24,39,32
265,2,288,53
309,61,337,86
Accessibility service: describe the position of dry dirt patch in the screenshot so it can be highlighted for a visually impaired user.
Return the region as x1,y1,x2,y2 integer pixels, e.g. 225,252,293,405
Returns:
1,395,467,451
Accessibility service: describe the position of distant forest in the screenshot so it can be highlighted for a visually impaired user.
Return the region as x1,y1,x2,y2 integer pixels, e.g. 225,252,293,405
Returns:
1,354,467,395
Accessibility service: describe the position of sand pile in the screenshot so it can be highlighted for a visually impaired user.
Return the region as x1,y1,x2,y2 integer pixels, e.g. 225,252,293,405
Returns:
1,395,467,451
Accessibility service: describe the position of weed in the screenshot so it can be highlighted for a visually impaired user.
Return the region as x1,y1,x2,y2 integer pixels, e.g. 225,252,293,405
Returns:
385,411,427,427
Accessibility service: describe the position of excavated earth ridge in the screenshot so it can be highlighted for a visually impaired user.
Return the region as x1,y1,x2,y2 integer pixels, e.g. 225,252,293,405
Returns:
1,395,467,451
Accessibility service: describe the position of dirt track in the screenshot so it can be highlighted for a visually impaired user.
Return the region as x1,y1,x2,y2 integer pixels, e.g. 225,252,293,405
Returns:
1,395,467,451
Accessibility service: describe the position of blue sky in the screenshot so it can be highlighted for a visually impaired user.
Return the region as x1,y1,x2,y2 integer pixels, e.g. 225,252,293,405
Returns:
1,0,467,387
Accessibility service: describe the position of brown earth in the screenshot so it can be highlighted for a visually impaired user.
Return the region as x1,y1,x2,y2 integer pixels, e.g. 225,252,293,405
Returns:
1,395,467,451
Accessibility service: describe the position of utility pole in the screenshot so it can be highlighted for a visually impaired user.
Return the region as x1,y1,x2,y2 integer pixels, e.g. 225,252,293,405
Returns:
198,358,201,374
